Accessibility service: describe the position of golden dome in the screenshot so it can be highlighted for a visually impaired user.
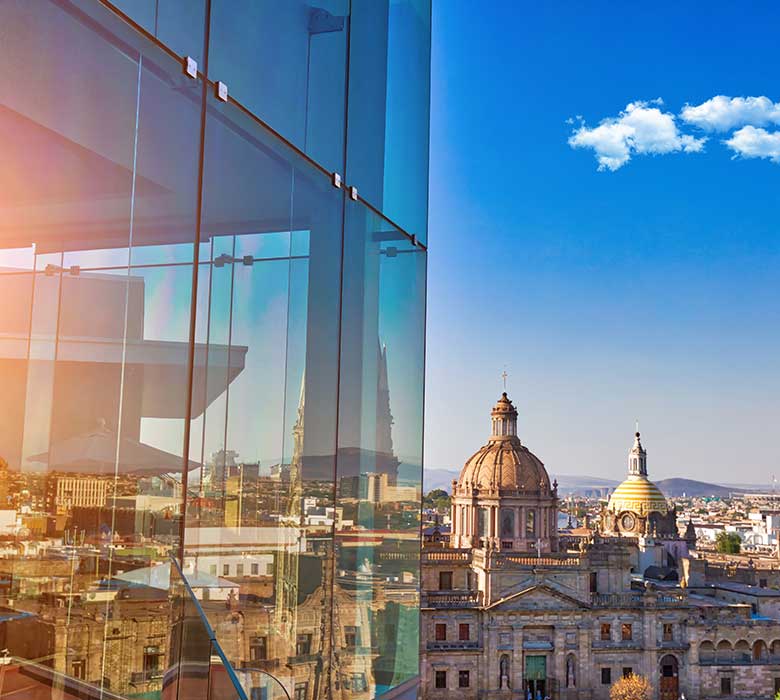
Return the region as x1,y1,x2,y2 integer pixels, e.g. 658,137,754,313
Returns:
456,393,551,493
608,476,669,516
607,432,669,516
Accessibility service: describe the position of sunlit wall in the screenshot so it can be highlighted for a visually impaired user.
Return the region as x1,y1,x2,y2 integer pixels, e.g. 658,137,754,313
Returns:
0,1,429,699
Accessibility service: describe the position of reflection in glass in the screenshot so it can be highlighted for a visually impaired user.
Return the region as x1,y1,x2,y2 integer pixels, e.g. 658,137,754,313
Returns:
0,0,202,697
182,91,343,699
335,202,426,697
347,0,432,242
107,0,208,66
209,0,349,174
0,1,427,698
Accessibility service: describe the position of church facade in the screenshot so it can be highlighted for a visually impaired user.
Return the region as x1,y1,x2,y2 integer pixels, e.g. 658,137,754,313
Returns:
421,394,780,699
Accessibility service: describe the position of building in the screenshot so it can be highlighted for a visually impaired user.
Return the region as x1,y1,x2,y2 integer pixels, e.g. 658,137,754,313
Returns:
422,393,780,699
45,475,109,515
0,2,430,699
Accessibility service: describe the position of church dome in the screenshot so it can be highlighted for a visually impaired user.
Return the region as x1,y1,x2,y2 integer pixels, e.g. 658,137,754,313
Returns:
607,432,669,516
608,477,669,516
456,393,551,493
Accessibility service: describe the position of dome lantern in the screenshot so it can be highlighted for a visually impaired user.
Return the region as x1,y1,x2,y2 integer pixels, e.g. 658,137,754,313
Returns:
491,392,518,439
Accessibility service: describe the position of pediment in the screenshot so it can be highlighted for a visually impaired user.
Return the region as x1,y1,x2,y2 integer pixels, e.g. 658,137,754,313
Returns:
487,584,590,611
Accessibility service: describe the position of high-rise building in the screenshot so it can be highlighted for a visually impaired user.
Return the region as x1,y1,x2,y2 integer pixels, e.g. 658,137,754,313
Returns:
0,2,429,699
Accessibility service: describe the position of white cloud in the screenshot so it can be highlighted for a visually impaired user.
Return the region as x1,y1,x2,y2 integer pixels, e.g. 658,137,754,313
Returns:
568,101,706,171
724,125,780,163
681,95,780,132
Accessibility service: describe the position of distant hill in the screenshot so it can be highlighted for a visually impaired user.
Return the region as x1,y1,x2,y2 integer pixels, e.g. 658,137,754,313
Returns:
423,470,757,498
551,474,619,497
653,478,741,498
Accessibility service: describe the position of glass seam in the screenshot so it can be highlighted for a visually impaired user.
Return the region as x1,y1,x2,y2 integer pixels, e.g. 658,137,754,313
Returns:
177,0,212,571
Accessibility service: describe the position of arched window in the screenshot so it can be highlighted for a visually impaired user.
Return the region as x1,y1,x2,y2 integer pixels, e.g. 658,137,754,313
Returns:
699,641,715,664
526,510,536,538
660,655,678,677
501,508,515,538
478,507,488,536
753,640,768,662
716,640,733,663
735,640,750,663
770,639,780,662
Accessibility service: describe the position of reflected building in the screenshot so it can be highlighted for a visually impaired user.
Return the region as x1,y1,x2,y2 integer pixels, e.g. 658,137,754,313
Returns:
0,1,429,699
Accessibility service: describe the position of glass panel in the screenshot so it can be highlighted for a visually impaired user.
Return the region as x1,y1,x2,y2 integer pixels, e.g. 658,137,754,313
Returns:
347,0,431,243
107,0,208,66
335,200,426,697
185,92,344,696
0,1,202,697
208,0,350,174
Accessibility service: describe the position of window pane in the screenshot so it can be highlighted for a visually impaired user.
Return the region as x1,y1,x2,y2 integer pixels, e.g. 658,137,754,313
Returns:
184,91,344,693
208,0,349,174
347,0,431,242
0,1,201,696
108,0,208,65
336,200,426,694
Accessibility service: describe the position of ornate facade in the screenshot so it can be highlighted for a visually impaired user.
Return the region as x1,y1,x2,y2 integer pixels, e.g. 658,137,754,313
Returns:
450,393,558,553
422,393,780,700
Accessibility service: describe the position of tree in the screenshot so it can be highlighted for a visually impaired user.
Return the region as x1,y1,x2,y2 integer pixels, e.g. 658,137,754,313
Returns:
715,531,741,554
423,489,451,511
610,674,652,700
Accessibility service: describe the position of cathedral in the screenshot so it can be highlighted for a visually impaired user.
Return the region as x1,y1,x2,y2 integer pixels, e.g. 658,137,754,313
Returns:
422,393,780,699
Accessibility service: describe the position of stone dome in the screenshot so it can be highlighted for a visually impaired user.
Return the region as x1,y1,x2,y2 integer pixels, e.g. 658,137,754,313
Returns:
456,393,551,493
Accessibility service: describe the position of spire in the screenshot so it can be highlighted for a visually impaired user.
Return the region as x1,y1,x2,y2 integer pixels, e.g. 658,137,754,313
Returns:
376,340,395,456
628,431,648,478
490,392,518,439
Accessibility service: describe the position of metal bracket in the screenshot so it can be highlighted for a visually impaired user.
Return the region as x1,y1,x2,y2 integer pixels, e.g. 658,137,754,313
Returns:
349,186,358,201
332,172,342,189
184,56,198,79
216,81,228,102
410,234,417,247
69,265,81,276
242,255,254,266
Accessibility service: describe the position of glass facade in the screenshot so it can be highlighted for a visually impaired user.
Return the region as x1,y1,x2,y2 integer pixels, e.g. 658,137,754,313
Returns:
0,1,429,699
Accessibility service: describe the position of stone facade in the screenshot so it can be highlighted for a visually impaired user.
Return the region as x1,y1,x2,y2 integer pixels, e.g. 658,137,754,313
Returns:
421,394,780,700
422,540,780,700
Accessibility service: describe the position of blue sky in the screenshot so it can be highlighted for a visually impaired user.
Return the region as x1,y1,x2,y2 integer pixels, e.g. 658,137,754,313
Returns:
424,1,780,483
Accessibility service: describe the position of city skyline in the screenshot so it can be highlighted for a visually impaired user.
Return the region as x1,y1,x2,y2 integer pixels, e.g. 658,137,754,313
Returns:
425,0,780,484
